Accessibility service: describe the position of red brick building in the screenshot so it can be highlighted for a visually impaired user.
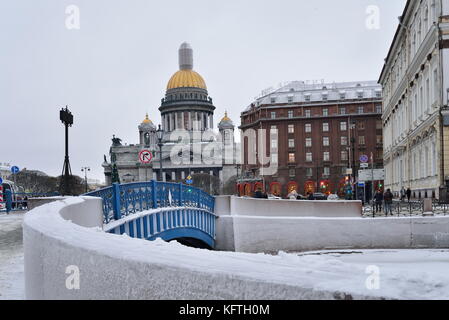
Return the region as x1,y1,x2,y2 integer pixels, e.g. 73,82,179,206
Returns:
238,81,383,198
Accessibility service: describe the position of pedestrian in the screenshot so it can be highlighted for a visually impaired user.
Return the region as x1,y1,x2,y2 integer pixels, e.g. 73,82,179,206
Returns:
383,188,394,216
374,189,383,213
400,187,406,201
406,187,412,202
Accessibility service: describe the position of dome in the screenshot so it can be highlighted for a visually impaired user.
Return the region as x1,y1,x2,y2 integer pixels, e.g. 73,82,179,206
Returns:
218,111,234,129
142,113,152,124
167,70,207,90
139,113,156,131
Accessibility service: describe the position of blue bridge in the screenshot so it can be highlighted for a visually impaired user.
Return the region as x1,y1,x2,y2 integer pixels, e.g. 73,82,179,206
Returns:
85,181,217,249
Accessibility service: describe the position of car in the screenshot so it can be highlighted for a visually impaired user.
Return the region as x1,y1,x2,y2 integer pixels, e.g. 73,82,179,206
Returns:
327,194,339,201
312,192,327,200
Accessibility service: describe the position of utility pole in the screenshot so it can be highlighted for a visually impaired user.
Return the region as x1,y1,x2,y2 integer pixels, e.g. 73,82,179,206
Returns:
60,107,73,195
81,167,90,193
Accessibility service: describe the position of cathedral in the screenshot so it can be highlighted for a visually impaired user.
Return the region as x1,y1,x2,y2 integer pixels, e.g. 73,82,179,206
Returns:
102,43,237,194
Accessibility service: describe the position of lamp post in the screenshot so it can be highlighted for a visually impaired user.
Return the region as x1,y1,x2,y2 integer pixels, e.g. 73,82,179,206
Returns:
156,124,164,182
60,106,73,195
81,167,90,193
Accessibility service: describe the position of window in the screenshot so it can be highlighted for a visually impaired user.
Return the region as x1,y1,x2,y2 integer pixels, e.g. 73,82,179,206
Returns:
306,152,312,162
288,110,294,118
323,108,328,116
288,139,295,148
289,168,296,177
340,121,347,131
375,91,382,98
376,135,382,144
323,122,329,132
340,92,346,99
288,96,293,103
305,138,312,147
305,94,311,102
288,124,295,133
323,167,330,176
271,153,278,163
271,139,277,149
323,152,330,161
359,136,365,145
341,167,348,174
306,168,313,177
341,151,348,161
376,120,382,130
288,153,296,163
357,90,363,99
322,93,328,101
305,110,311,117
358,106,364,114
271,112,276,119
271,97,276,103
305,123,311,133
339,107,346,115
323,137,329,146
341,136,348,145
358,121,365,130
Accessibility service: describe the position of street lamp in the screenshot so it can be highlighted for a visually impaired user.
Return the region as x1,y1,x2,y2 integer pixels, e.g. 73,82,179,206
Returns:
81,167,90,193
156,124,164,182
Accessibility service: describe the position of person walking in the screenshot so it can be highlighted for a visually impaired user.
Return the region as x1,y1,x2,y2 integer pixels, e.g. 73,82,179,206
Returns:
406,187,412,202
400,187,406,201
374,189,383,214
383,188,394,216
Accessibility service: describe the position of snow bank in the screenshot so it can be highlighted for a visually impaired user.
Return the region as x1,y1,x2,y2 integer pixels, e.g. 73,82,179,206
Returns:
23,197,379,300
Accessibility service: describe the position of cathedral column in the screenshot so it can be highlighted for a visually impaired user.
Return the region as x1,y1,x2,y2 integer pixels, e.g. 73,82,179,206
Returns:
174,112,178,130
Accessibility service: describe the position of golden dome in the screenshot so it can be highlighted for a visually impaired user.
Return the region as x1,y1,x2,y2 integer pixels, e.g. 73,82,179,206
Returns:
167,70,207,90
221,111,231,122
142,113,152,124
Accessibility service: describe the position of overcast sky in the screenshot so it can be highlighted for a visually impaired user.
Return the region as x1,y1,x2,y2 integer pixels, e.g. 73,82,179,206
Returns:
0,0,406,182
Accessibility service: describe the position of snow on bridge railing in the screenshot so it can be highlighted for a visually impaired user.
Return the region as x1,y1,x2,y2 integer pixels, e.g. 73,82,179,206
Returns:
84,181,215,224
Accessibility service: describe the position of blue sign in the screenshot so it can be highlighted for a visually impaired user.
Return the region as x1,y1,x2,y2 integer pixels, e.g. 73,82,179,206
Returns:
0,177,3,184
359,155,369,163
11,166,20,174
186,179,193,185
358,182,365,187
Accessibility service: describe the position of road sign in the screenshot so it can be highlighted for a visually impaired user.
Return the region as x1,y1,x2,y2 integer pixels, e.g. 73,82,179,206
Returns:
0,177,3,184
138,150,153,164
358,169,385,181
358,181,365,187
359,155,369,163
360,163,369,168
346,168,353,175
185,175,193,185
11,166,19,174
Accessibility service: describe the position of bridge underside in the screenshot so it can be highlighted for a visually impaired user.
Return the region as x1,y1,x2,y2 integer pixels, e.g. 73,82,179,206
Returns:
147,227,215,249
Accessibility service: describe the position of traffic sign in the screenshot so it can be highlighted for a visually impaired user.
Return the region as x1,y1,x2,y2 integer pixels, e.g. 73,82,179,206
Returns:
185,175,193,185
138,150,153,164
358,169,385,181
359,155,369,163
358,182,365,187
0,177,3,184
11,166,19,174
360,163,369,168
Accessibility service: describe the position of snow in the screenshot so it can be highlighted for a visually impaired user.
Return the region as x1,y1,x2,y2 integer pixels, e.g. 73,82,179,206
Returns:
0,212,25,300
18,198,449,299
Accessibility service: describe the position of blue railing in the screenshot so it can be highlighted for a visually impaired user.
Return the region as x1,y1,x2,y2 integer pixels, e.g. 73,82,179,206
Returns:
0,191,60,213
84,181,215,224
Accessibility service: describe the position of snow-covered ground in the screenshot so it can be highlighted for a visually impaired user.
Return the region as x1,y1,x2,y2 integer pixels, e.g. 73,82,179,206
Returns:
0,212,25,300
3,209,449,299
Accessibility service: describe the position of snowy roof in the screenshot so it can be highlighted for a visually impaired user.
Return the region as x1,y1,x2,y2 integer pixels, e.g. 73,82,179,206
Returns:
244,80,382,112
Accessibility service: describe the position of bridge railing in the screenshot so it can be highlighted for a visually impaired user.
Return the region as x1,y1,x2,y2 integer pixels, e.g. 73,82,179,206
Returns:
84,181,215,224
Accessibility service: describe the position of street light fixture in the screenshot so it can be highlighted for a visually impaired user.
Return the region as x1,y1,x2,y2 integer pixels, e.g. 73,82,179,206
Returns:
156,124,164,182
81,167,90,193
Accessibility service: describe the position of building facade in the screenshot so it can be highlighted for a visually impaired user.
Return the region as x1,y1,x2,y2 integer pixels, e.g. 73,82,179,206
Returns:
379,0,449,200
239,81,383,198
102,43,237,194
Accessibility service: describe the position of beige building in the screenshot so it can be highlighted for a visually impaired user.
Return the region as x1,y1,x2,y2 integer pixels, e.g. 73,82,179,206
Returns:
380,0,449,200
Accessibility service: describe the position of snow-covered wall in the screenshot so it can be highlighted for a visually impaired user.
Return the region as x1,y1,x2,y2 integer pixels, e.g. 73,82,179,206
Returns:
23,197,379,299
214,196,449,253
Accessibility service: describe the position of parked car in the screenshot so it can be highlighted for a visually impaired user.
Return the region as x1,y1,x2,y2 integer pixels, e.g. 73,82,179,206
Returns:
327,194,339,201
312,192,327,200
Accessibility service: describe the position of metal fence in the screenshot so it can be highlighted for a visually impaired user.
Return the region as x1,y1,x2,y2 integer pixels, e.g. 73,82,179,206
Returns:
362,199,448,217
84,181,215,224
0,191,60,213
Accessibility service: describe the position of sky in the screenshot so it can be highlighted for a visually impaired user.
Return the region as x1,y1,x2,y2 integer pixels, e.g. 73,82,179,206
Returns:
0,0,406,183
